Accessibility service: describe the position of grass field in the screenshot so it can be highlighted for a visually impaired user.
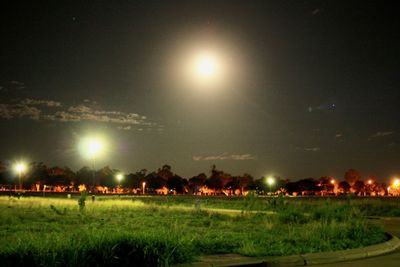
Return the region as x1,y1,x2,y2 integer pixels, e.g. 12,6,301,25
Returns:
0,194,389,266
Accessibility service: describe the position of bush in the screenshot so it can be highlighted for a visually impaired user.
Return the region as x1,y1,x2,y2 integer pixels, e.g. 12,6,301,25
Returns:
277,205,309,224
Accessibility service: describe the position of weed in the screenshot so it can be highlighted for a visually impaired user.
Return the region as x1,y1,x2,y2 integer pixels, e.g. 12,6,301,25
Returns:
78,192,87,212
49,205,67,215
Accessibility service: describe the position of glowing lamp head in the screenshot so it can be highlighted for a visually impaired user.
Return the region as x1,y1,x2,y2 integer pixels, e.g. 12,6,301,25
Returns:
88,139,101,155
330,179,335,184
367,180,373,185
14,162,27,174
116,173,124,182
393,178,400,188
79,136,106,159
266,177,275,186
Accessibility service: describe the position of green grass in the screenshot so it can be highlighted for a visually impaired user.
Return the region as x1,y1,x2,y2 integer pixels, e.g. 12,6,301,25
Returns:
94,194,400,217
0,195,388,266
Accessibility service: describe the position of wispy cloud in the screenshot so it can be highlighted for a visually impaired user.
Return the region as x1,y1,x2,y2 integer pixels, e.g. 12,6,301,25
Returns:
370,131,394,138
0,80,26,92
192,153,256,161
0,103,41,120
117,125,132,131
296,147,320,152
305,147,320,152
0,98,155,130
21,98,62,107
10,80,25,89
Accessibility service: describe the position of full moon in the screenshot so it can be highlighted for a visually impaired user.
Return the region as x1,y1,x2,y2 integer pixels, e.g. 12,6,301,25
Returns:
195,52,218,77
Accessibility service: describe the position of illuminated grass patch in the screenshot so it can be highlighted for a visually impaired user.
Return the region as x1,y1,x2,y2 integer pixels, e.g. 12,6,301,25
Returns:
0,196,387,266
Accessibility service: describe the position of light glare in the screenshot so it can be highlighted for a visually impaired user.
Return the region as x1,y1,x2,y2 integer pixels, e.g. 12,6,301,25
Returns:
79,136,106,159
116,173,124,182
196,52,217,77
14,162,27,174
266,177,275,186
393,178,400,188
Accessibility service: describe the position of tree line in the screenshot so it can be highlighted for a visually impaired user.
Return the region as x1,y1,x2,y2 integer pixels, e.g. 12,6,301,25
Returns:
0,162,389,195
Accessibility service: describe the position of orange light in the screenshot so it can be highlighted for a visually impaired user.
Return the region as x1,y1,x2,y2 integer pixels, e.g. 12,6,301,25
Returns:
367,180,372,185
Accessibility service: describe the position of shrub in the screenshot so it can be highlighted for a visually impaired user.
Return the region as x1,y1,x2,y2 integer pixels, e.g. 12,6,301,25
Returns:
277,205,309,224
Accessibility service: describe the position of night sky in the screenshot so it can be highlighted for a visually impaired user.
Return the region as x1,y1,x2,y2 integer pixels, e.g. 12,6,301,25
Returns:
1,0,399,181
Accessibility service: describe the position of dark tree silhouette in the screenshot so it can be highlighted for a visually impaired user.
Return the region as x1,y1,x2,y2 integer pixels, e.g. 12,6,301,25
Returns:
166,175,187,194
76,166,92,185
157,164,173,181
353,180,365,195
188,173,207,193
26,162,50,189
344,169,361,186
338,181,351,193
146,172,166,191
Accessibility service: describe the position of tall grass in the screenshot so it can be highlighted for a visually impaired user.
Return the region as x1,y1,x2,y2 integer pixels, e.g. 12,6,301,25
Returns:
0,196,388,266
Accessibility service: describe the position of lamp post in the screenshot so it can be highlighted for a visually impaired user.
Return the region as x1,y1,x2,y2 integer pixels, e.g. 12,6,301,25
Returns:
393,178,400,188
79,136,104,193
266,176,275,195
89,139,102,192
116,173,124,194
142,182,146,195
330,179,336,195
13,162,27,191
392,178,400,197
116,173,124,185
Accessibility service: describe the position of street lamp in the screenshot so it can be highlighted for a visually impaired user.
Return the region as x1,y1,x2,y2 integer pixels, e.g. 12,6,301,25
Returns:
116,173,124,184
142,182,146,195
116,173,124,189
13,162,27,191
79,136,105,193
266,176,275,194
393,178,400,188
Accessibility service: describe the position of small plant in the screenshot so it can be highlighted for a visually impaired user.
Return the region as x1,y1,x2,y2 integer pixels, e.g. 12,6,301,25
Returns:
78,191,87,212
194,198,201,210
50,205,67,215
268,195,287,211
277,205,309,224
242,192,259,212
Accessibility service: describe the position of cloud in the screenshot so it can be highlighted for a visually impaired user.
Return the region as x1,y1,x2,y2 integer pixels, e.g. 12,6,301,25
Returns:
10,80,25,89
117,126,131,130
304,147,320,152
10,80,24,86
296,147,320,152
192,153,256,161
68,105,92,113
311,8,321,16
0,98,155,129
370,131,394,138
21,98,62,107
0,103,41,120
335,133,342,138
